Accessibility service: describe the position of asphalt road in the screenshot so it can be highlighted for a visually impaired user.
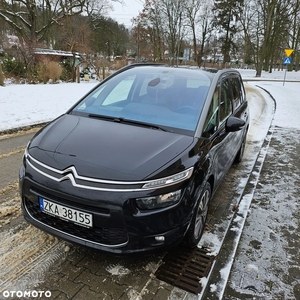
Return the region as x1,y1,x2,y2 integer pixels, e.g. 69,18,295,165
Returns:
0,130,38,189
0,85,274,300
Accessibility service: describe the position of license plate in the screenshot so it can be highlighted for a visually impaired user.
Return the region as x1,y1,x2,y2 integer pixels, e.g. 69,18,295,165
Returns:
39,197,93,228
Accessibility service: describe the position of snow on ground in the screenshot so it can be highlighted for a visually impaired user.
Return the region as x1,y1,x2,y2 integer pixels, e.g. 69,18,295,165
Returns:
0,69,299,132
239,69,300,129
0,81,99,132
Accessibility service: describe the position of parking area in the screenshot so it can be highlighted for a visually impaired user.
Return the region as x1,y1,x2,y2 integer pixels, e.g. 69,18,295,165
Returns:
2,83,299,299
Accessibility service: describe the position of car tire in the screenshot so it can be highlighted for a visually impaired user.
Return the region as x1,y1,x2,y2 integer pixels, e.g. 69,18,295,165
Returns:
234,133,247,164
185,182,211,248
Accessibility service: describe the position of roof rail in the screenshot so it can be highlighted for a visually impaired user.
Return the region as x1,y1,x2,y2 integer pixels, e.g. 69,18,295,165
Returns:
202,68,219,73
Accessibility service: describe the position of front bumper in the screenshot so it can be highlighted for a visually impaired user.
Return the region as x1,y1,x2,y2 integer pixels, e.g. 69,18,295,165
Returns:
20,170,193,254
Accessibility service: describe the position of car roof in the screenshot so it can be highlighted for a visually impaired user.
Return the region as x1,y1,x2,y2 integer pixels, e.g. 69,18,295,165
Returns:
117,63,241,81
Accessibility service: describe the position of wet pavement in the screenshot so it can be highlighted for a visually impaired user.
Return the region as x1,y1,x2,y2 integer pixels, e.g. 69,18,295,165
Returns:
198,124,300,299
223,126,300,299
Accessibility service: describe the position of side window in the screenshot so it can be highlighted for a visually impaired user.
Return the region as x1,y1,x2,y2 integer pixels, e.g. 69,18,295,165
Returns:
239,77,246,103
219,79,232,124
230,77,242,111
203,84,220,136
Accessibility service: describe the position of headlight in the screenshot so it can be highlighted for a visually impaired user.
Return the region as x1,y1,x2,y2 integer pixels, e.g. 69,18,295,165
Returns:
136,190,181,210
142,167,193,189
22,143,29,166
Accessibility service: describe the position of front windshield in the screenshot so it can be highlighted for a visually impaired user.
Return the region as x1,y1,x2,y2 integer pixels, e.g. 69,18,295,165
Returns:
72,66,211,133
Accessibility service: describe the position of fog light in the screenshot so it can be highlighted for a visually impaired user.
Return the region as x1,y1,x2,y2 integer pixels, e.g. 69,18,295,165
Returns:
155,236,165,242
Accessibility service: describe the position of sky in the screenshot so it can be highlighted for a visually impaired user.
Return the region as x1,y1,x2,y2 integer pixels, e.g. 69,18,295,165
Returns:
108,0,144,27
1,69,300,133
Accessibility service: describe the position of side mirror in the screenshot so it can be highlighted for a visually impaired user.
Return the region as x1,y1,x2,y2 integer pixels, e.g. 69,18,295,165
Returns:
226,116,245,132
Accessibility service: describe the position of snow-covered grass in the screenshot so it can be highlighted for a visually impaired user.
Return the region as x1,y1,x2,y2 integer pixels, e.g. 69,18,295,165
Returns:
239,69,300,129
0,80,98,132
239,68,300,81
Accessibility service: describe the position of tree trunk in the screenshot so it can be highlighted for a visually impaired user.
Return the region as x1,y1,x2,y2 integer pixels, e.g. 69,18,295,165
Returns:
192,26,197,64
0,63,4,86
256,62,263,77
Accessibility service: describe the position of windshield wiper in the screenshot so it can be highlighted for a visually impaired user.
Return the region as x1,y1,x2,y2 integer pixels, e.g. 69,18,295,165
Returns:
88,114,116,121
89,114,170,132
113,117,170,132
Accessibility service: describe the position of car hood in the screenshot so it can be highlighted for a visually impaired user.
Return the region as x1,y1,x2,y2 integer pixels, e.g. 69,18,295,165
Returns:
29,114,194,181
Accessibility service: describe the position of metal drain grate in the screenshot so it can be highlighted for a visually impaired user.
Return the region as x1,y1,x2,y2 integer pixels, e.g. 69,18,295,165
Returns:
155,246,215,294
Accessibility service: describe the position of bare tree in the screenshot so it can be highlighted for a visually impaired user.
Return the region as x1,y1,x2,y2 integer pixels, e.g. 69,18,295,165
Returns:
290,0,300,71
238,0,257,67
238,0,294,76
196,1,214,66
84,0,113,24
0,0,86,72
184,0,203,64
132,0,166,62
161,0,187,64
0,0,86,46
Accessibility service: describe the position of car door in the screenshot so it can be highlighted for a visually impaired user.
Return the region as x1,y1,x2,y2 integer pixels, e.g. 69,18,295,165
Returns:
214,76,236,182
229,75,249,140
201,75,237,188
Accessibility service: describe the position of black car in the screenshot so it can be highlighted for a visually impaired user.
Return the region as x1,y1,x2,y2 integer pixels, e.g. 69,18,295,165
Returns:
19,64,249,254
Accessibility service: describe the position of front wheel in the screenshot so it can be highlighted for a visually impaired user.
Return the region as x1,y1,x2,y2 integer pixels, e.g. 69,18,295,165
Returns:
185,182,211,248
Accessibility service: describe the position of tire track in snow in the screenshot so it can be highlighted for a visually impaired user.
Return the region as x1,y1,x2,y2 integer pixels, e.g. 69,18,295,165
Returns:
0,182,67,294
0,223,67,293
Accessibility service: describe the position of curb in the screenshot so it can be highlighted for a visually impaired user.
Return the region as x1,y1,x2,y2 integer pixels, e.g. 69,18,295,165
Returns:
200,85,277,299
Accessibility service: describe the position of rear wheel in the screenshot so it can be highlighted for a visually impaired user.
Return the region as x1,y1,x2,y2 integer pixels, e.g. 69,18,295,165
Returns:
185,182,211,248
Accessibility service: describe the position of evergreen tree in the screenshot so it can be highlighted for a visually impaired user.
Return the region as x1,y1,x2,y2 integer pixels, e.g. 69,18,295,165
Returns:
213,0,243,66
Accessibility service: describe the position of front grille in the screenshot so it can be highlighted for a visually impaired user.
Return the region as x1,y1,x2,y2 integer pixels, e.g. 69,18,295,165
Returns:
24,197,128,246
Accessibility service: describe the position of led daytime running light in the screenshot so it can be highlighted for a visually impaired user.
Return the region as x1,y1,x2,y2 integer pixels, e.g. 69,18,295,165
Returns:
142,167,193,189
